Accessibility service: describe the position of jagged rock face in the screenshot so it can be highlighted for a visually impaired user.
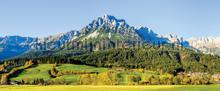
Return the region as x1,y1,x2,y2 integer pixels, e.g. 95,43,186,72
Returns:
79,15,141,41
166,34,190,47
79,14,181,44
81,15,133,35
188,37,220,55
136,27,170,44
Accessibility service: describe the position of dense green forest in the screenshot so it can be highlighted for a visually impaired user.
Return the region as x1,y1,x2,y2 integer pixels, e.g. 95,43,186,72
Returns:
72,48,220,73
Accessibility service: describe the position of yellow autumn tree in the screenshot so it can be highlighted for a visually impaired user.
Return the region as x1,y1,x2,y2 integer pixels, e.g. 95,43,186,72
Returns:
0,65,5,72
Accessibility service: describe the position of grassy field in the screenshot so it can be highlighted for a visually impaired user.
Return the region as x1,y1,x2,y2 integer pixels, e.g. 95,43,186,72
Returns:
10,64,109,84
10,64,54,82
0,85,220,91
56,64,108,73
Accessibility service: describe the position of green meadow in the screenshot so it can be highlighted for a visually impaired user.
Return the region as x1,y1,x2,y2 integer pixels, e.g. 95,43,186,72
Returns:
10,64,54,82
10,64,109,84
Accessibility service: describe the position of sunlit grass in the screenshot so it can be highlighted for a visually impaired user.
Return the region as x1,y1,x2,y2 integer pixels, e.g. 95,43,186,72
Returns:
10,64,54,82
0,85,220,91
56,64,108,73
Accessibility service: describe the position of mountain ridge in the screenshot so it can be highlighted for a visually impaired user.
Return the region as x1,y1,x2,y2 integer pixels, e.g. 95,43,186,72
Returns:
0,14,214,61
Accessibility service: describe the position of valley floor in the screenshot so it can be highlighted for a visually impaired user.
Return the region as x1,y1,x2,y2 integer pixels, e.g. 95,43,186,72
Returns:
0,85,220,91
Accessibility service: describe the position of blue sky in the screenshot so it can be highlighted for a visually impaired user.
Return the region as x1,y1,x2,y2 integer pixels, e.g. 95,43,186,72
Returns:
0,0,220,38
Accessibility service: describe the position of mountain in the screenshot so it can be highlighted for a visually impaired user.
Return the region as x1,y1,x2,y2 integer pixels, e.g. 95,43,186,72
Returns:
167,34,190,47
0,31,80,61
30,30,79,50
79,14,141,42
188,37,220,55
78,15,189,45
0,15,192,61
0,36,36,60
136,27,166,43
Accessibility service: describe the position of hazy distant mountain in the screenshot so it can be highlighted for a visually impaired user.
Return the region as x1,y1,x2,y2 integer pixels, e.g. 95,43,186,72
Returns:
188,37,220,55
0,31,80,61
30,30,80,50
0,36,35,60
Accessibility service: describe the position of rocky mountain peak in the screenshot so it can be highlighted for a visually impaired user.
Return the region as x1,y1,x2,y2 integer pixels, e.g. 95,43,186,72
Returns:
81,15,132,35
